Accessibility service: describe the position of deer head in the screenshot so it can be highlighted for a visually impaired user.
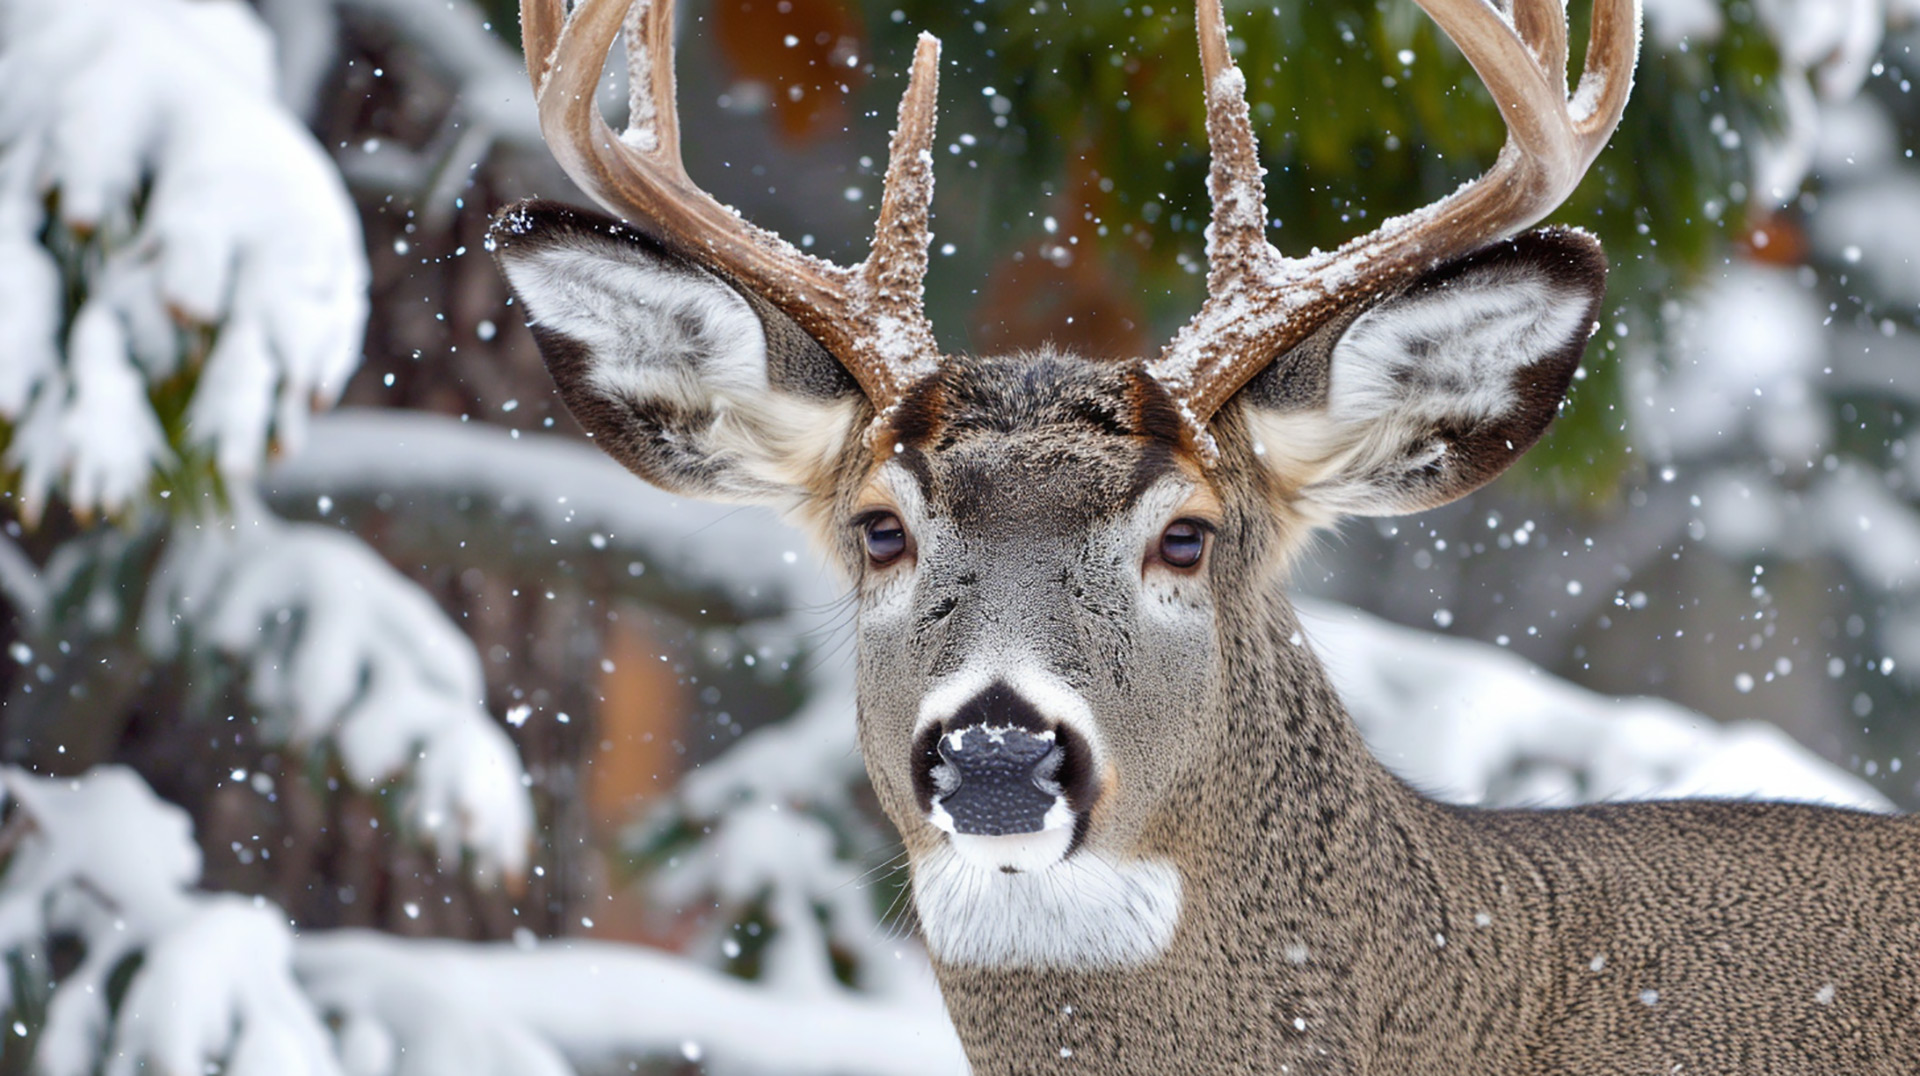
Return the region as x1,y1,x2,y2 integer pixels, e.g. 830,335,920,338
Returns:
493,0,1636,980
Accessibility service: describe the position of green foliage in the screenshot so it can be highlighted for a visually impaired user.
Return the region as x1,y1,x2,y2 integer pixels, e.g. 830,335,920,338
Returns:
0,949,50,1076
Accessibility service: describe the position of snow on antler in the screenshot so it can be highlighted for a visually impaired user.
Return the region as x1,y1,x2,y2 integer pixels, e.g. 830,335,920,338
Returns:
518,0,942,411
1149,0,1641,455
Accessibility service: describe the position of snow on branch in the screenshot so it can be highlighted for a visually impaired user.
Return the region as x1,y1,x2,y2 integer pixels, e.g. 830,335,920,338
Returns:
268,409,853,627
1627,255,1920,687
255,0,547,219
0,768,344,1076
0,766,964,1076
265,413,910,996
674,679,866,820
297,932,963,1076
0,0,368,521
140,515,533,879
1747,0,1886,205
1302,599,1889,811
1644,0,1896,207
333,0,541,143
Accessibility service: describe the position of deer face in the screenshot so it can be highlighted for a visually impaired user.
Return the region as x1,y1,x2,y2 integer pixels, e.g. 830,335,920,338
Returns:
849,356,1222,965
494,202,1607,969
499,0,1631,978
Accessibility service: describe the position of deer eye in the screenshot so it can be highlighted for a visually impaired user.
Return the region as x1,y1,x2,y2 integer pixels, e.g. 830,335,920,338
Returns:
863,513,910,565
1158,519,1208,569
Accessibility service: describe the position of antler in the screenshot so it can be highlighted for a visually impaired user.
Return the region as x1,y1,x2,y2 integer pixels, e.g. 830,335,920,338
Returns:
522,0,943,411
1148,0,1641,452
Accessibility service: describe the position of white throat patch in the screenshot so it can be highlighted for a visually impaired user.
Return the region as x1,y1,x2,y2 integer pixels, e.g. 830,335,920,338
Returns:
912,845,1184,969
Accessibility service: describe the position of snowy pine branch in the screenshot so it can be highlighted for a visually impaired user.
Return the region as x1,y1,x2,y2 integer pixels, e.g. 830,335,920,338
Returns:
0,768,343,1076
1304,600,1889,811
0,0,368,522
140,514,533,880
0,766,965,1076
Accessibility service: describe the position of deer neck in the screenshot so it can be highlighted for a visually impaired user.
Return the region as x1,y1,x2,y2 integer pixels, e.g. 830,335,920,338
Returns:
1152,580,1442,915
932,575,1549,1072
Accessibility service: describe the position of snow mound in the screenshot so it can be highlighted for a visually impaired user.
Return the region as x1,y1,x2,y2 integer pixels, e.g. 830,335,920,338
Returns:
1302,599,1889,811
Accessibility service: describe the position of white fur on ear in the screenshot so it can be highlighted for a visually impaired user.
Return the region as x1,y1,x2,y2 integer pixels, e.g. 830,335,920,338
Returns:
1328,267,1588,427
498,220,861,511
500,235,771,411
1247,250,1599,521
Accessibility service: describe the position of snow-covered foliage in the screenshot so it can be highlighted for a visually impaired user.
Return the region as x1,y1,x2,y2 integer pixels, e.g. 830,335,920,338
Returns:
139,512,532,879
0,767,342,1076
0,766,961,1076
297,932,961,1076
1618,11,1920,698
1646,0,1908,210
272,415,901,993
643,679,912,999
255,0,546,225
1656,0,1891,207
268,408,848,717
0,0,367,520
272,410,833,625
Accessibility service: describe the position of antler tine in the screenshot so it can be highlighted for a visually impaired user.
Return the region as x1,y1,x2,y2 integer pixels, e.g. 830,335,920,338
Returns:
622,0,681,169
1575,0,1641,144
518,0,943,412
855,34,944,403
1415,0,1581,197
1195,0,1276,292
524,0,566,94
1510,0,1568,91
1149,0,1640,451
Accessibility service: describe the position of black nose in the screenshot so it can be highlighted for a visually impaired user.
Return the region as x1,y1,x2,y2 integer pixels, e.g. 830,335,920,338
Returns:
910,681,1097,838
930,726,1063,836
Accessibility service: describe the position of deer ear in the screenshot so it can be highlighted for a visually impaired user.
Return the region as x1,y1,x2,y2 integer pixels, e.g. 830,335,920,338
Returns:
1237,228,1606,520
488,199,864,507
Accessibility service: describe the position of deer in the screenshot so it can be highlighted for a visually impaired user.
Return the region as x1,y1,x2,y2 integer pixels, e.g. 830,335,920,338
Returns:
489,0,1920,1071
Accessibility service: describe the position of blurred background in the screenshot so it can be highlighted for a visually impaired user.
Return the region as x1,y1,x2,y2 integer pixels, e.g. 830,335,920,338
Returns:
1,0,1917,1072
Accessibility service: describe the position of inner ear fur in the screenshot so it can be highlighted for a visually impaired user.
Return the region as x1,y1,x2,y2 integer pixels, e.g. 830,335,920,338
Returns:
489,199,866,508
1234,227,1607,520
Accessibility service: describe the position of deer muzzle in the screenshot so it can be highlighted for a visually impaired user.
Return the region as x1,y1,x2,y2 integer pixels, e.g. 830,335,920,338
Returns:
911,680,1101,868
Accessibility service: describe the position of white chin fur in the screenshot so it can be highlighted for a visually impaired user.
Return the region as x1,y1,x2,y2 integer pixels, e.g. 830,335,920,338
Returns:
948,825,1075,874
912,845,1184,970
